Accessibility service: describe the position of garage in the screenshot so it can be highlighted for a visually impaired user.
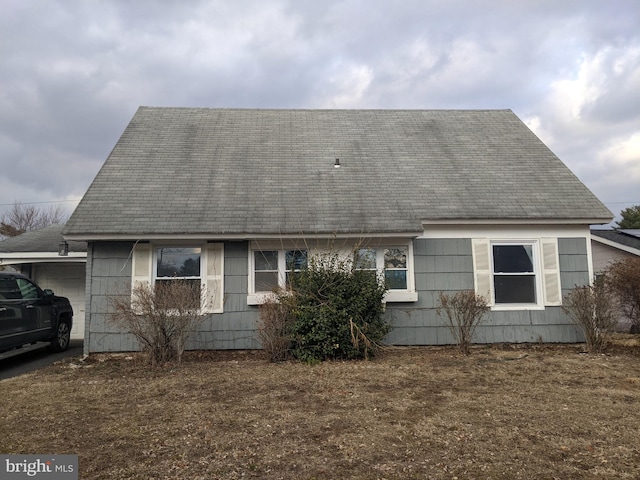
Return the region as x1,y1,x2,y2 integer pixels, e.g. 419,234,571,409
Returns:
32,263,86,340
0,224,87,341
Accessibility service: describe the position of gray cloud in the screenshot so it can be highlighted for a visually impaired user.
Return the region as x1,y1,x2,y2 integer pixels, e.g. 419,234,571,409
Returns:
1,0,638,222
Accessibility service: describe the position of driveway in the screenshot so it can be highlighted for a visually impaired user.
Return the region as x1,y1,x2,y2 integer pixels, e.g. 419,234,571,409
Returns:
0,340,83,381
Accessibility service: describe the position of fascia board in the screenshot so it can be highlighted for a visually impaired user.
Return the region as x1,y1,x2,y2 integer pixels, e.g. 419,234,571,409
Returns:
63,232,423,242
420,223,590,239
421,218,613,226
0,252,86,266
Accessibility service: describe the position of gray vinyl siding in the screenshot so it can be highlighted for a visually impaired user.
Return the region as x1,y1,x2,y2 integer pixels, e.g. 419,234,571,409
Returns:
384,237,590,346
558,238,591,294
190,241,260,350
84,241,139,353
84,237,591,353
84,241,260,353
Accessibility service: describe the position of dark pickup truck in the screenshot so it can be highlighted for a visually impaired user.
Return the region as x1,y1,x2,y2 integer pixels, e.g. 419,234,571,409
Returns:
0,271,73,354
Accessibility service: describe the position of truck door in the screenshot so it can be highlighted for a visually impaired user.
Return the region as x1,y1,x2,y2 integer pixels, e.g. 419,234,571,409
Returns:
16,277,54,343
0,277,27,351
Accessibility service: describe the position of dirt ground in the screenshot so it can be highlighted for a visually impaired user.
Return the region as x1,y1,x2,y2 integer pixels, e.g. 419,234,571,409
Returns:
1,336,639,479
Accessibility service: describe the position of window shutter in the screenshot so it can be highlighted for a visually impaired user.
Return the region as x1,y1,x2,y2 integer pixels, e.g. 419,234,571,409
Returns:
204,243,224,313
472,239,493,305
130,243,152,312
541,238,562,306
131,243,152,291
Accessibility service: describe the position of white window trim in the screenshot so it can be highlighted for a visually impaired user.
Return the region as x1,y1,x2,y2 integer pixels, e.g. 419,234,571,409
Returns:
490,240,544,311
472,237,562,311
248,248,307,302
131,242,224,314
247,240,417,305
153,245,202,283
356,244,417,302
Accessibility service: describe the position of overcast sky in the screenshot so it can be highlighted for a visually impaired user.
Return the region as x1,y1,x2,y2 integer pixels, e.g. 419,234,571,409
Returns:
1,0,638,227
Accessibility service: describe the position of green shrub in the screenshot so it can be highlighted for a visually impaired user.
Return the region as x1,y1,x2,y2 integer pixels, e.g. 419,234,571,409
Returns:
280,250,390,362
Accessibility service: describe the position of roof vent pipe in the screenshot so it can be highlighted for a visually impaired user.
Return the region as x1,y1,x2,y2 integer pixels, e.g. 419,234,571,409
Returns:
334,158,341,168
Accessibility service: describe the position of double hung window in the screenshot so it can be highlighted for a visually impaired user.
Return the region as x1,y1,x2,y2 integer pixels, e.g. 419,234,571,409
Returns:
156,247,201,284
154,247,202,309
131,243,224,314
491,244,536,304
472,238,561,309
355,246,409,290
253,249,307,292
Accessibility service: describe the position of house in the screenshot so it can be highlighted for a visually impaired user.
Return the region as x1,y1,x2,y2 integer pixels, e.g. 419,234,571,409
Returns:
0,224,87,340
591,229,640,273
62,108,613,353
591,229,640,332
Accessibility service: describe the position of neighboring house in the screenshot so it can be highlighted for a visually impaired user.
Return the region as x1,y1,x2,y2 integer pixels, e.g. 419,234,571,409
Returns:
591,229,640,272
591,229,640,332
62,108,613,354
0,224,87,340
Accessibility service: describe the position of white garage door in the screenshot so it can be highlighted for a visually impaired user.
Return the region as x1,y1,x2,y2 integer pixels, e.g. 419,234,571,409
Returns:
33,263,86,341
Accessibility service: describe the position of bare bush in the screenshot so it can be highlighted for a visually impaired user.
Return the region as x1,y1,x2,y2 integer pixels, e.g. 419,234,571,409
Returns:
437,290,490,355
605,257,640,333
109,280,207,367
258,296,294,362
562,278,616,353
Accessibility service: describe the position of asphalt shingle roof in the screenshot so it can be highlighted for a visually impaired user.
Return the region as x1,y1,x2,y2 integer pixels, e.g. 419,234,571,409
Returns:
0,224,86,253
63,108,612,238
591,229,640,251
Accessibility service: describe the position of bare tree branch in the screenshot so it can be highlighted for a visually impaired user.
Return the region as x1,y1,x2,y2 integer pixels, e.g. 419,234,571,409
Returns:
0,201,68,238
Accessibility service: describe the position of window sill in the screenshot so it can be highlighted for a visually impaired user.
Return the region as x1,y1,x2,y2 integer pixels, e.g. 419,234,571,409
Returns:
490,304,546,311
384,291,418,303
248,291,419,306
247,293,278,306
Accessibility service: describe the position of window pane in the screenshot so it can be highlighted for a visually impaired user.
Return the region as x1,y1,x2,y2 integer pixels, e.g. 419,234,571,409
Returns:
17,279,39,300
384,248,407,269
385,270,407,290
255,251,278,271
355,248,376,269
154,278,201,309
255,272,279,292
157,247,201,277
493,245,533,273
286,250,307,271
0,278,21,300
355,270,377,283
494,275,536,303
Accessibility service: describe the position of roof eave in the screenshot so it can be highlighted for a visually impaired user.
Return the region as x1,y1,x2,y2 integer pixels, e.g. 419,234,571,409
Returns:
0,252,87,265
63,231,424,242
590,235,640,257
421,217,613,226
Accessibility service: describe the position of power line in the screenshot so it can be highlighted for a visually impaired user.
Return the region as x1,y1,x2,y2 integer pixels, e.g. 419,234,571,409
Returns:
1,199,637,208
0,199,82,207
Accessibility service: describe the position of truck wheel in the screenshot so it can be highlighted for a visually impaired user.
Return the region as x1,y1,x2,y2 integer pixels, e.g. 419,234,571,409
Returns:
48,321,71,352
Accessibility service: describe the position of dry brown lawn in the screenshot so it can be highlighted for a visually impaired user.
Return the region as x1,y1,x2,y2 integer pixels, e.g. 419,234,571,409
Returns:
1,336,639,479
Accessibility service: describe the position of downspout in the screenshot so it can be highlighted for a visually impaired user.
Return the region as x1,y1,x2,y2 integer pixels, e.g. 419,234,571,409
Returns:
83,241,94,356
585,229,595,285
